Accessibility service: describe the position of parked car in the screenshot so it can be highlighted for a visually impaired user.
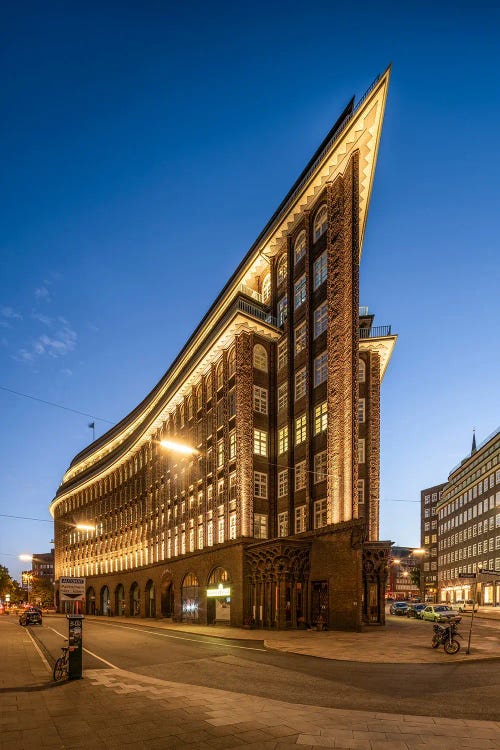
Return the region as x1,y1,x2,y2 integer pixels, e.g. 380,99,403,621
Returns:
452,600,479,612
406,603,426,619
19,607,42,626
389,601,409,615
421,605,459,623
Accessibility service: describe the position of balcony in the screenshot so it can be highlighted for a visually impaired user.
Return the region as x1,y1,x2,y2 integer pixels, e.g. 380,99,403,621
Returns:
359,325,392,339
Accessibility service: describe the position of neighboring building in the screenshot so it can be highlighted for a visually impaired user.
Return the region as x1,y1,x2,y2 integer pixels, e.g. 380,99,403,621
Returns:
50,69,396,630
32,550,55,582
420,483,445,601
437,428,500,605
387,546,421,600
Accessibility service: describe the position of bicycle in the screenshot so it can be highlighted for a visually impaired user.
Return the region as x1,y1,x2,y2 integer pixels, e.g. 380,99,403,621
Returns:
53,644,69,681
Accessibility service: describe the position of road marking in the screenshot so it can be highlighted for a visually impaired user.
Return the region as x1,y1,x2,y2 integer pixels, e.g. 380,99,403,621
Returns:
87,620,266,651
25,627,52,674
48,626,119,669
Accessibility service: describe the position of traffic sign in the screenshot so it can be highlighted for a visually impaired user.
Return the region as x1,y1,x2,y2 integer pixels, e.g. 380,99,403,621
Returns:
60,577,86,602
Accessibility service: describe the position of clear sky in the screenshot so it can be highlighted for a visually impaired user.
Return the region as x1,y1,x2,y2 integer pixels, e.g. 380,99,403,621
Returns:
2,1,499,583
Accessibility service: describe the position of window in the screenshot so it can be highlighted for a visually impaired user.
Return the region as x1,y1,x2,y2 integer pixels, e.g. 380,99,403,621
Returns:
277,254,287,285
295,461,306,491
295,414,307,445
358,479,365,504
253,429,268,456
314,302,328,338
228,347,236,378
294,275,306,308
294,231,306,264
358,358,366,383
278,470,288,498
295,368,306,400
187,395,193,420
314,498,327,529
278,512,288,537
229,388,236,417
278,425,289,454
277,295,288,326
217,400,224,426
253,385,268,414
295,321,306,355
261,273,271,304
313,251,327,289
217,440,224,468
217,480,224,504
313,204,327,241
278,382,288,411
205,373,212,402
254,513,268,539
295,506,307,533
358,439,365,463
314,451,327,483
278,340,288,370
216,361,224,391
253,344,268,372
229,512,237,539
207,520,213,547
218,516,225,544
314,402,327,434
198,524,204,549
358,398,365,423
254,471,268,498
314,352,327,386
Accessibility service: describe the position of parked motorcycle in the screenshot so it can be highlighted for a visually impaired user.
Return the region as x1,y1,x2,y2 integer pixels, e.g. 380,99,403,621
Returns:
431,617,462,654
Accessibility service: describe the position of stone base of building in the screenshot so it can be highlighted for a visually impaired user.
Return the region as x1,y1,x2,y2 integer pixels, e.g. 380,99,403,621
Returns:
56,527,390,632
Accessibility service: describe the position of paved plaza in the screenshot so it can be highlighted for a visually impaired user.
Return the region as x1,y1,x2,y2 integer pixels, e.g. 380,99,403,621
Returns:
1,616,499,749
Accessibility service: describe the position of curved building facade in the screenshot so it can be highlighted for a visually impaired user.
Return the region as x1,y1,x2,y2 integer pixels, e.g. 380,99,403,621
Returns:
50,70,396,630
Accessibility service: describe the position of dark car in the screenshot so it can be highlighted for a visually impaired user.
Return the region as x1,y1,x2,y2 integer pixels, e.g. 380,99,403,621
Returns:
19,607,42,626
389,601,409,615
406,603,426,619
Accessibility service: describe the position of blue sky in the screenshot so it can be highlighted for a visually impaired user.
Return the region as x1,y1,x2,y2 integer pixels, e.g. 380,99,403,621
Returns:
1,2,499,583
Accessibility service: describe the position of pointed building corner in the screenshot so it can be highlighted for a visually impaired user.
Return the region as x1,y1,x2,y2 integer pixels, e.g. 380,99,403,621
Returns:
471,429,477,455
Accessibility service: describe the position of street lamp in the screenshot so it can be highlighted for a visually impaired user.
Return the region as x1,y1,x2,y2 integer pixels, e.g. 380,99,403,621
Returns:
159,439,199,456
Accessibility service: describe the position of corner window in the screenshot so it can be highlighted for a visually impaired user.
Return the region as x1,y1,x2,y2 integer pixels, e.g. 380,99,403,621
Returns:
261,273,271,304
314,402,327,434
358,358,366,383
277,295,288,326
313,302,328,338
313,251,327,289
314,352,327,386
313,204,327,241
294,231,306,264
228,347,236,378
277,255,288,285
253,344,268,372
295,368,306,400
294,275,306,309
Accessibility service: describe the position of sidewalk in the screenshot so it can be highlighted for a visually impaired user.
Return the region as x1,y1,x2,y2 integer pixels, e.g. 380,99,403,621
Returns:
76,613,500,664
1,617,500,750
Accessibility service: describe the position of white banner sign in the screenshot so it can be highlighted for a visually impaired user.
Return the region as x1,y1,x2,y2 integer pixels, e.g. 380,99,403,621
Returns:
60,577,86,602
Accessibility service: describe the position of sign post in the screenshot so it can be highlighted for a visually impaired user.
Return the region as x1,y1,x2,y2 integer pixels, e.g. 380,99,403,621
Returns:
60,577,86,679
458,573,477,655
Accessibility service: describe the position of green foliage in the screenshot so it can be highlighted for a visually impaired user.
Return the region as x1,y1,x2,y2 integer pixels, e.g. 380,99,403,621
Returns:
0,565,11,597
30,577,54,608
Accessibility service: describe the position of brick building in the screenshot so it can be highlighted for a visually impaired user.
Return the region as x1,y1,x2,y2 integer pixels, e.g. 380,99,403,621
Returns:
437,428,500,605
50,69,396,631
32,551,55,582
420,483,445,601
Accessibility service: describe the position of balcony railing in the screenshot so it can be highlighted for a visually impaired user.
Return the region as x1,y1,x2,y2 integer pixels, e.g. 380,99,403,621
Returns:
238,283,262,303
235,298,277,327
359,325,392,339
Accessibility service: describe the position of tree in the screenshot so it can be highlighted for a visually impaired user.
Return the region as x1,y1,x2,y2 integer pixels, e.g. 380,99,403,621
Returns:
30,577,54,608
0,565,12,598
410,567,421,589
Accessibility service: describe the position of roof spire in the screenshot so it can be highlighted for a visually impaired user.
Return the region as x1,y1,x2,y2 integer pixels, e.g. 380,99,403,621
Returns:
471,428,477,455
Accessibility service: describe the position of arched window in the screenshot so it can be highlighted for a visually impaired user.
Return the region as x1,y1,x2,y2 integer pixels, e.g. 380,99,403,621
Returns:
261,273,271,304
228,347,236,378
216,361,224,391
205,372,212,402
358,358,366,383
253,344,268,372
313,204,328,241
277,254,288,285
179,403,185,428
208,566,229,585
196,384,203,412
187,395,193,420
294,231,306,264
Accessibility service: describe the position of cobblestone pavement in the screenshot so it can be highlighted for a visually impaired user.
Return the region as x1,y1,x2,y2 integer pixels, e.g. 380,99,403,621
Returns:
1,617,500,750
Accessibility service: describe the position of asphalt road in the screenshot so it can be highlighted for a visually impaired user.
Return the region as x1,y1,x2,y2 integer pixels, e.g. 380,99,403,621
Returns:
22,615,500,722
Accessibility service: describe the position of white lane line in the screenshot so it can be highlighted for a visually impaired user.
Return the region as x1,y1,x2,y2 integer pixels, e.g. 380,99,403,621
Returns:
87,620,266,651
48,625,119,669
25,627,52,674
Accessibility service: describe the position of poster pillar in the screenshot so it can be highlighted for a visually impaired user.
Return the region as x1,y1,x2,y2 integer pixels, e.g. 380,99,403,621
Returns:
67,614,84,679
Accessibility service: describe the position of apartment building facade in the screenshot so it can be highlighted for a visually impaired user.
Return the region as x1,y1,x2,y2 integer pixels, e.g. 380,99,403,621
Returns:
437,428,500,605
50,70,396,631
420,483,446,601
